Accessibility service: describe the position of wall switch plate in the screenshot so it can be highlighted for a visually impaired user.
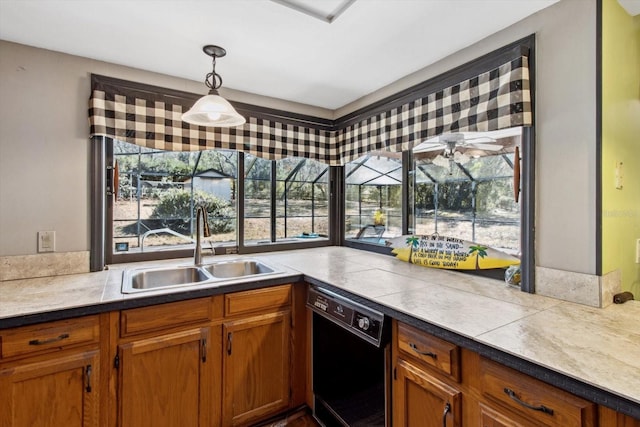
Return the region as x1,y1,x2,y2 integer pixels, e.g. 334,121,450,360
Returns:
38,231,55,253
615,161,623,189
636,238,640,264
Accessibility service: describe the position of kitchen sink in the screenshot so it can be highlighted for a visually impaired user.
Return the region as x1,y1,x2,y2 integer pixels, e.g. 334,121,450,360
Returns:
122,266,213,293
121,259,280,294
201,259,276,278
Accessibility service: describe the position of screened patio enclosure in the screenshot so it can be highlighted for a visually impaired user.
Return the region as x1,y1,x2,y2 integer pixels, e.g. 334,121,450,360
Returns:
112,141,330,254
346,130,521,256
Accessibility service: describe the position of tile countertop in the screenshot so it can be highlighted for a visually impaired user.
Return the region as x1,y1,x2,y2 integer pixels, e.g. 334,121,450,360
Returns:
1,246,639,415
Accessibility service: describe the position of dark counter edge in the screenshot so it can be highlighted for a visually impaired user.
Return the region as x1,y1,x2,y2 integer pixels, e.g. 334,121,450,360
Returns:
305,277,640,420
2,273,638,419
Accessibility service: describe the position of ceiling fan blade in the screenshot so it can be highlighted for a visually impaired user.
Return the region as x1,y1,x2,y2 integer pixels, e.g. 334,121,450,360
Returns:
463,136,496,143
465,143,503,151
413,144,446,153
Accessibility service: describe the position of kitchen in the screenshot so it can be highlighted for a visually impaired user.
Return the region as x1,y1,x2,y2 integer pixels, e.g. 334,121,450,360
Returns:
1,0,639,426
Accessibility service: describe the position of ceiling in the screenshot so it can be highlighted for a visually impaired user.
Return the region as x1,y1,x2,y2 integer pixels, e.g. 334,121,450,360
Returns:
0,0,561,110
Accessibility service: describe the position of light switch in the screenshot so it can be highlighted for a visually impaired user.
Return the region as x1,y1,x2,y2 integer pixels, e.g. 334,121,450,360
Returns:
38,231,55,253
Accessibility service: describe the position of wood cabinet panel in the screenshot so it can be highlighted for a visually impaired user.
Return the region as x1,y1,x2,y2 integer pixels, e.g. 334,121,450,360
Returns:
224,284,291,317
120,297,213,337
479,402,530,427
393,357,461,427
1,315,99,359
222,310,290,426
118,327,213,427
0,349,100,427
397,321,460,382
480,357,596,427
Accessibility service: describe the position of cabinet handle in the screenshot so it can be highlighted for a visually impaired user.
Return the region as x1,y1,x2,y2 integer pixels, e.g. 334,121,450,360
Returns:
409,342,437,359
201,338,207,363
85,365,92,393
29,333,70,346
442,402,451,427
227,332,232,355
504,388,554,415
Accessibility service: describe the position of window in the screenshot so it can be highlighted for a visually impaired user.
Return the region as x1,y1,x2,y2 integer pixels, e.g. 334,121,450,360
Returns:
411,128,522,256
344,128,527,283
344,152,403,244
243,155,330,245
103,139,331,264
112,141,238,255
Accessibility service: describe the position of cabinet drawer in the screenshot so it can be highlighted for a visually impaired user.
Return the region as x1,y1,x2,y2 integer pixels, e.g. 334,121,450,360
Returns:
224,284,291,317
1,315,100,359
480,358,596,427
120,297,212,337
397,322,460,381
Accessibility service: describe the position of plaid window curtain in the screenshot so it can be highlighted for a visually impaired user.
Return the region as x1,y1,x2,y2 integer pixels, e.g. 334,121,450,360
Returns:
89,56,531,166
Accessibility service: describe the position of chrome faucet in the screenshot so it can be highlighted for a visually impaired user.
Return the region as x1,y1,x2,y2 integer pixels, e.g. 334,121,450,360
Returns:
194,205,211,265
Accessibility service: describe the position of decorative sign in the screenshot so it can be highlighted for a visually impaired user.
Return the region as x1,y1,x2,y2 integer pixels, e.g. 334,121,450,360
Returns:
388,234,520,270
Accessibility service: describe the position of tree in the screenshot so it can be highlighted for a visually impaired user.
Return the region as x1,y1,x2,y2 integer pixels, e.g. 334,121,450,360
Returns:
405,236,420,264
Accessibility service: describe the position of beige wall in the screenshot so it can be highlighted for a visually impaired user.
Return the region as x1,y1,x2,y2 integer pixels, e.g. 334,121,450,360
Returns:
339,0,599,276
0,0,600,279
0,41,330,257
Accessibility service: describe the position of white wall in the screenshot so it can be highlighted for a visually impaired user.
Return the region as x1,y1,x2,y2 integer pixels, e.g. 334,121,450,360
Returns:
0,0,598,276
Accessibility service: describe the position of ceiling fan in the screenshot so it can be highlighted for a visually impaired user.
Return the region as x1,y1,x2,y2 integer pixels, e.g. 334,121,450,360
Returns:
413,132,504,167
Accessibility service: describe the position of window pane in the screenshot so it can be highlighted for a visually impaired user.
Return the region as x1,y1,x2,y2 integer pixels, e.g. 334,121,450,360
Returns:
345,152,403,245
276,158,329,240
113,141,237,253
244,154,272,243
412,128,521,254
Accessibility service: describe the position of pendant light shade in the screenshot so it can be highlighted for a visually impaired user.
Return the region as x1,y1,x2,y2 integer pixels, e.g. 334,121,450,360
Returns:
182,93,246,127
182,45,246,128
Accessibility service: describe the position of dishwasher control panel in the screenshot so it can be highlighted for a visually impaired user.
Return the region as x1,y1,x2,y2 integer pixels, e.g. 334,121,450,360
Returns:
307,285,386,347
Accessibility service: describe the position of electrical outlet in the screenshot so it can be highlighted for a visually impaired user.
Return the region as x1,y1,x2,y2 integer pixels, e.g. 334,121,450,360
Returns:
636,238,640,264
38,231,55,253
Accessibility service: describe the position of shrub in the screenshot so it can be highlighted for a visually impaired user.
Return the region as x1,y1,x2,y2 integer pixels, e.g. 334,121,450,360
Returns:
151,189,234,234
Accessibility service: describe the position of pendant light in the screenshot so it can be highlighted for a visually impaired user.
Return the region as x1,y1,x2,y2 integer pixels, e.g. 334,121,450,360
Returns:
182,45,246,127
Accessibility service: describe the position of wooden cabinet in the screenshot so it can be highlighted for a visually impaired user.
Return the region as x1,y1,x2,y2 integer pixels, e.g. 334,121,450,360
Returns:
393,320,461,427
479,357,597,427
222,284,292,427
116,297,220,427
0,315,102,427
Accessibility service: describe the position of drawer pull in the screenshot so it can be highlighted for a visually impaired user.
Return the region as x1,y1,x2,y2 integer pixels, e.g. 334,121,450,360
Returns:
504,387,554,415
28,333,70,346
409,342,437,359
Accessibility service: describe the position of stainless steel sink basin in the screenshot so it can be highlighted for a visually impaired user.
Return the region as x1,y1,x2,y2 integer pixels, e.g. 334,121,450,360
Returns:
121,259,280,293
122,266,213,293
201,259,276,278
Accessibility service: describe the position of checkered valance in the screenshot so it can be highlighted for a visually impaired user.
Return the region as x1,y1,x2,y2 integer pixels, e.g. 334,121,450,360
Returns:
89,56,531,166
336,56,532,164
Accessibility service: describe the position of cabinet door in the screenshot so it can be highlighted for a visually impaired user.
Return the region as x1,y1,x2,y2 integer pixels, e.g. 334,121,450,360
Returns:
222,310,290,426
119,327,212,427
393,358,461,427
0,349,100,427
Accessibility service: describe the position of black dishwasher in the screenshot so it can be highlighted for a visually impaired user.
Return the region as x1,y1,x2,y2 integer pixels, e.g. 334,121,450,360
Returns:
307,285,390,427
